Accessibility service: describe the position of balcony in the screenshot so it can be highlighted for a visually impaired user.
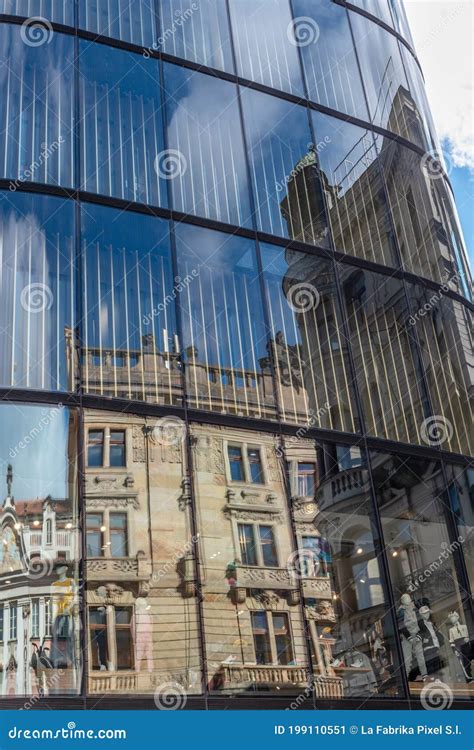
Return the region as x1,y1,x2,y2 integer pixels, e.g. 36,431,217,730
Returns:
318,468,365,510
215,664,343,698
86,553,151,581
88,671,138,694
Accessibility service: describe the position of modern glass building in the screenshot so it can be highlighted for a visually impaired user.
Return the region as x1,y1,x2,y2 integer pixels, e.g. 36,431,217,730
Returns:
0,0,472,709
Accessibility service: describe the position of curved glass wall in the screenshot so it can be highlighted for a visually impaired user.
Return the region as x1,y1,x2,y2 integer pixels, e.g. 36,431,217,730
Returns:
0,0,472,707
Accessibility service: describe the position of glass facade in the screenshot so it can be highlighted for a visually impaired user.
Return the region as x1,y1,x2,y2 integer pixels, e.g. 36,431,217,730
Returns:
0,0,472,707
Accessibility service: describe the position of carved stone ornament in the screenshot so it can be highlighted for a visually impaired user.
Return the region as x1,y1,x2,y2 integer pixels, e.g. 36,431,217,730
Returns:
192,436,225,475
265,445,281,482
132,425,148,463
223,508,283,524
254,590,280,609
306,600,337,622
85,496,140,511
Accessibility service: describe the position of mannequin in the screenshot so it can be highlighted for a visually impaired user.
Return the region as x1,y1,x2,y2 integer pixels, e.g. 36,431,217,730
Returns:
397,593,427,680
448,611,473,681
417,603,445,677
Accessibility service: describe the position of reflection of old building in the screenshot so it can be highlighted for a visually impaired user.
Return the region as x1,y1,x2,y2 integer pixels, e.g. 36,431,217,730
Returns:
84,411,200,695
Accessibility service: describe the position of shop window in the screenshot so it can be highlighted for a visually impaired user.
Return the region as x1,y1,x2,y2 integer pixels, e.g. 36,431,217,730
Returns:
251,612,294,666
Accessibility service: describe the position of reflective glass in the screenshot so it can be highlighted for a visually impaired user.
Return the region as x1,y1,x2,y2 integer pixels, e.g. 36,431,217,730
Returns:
79,42,167,206
159,0,234,72
0,0,74,25
85,409,202,695
389,0,415,46
0,192,76,392
371,450,473,696
241,87,328,243
260,243,358,433
164,64,251,227
376,134,472,296
349,0,393,27
339,267,428,444
81,203,181,405
400,45,439,154
0,24,74,187
79,0,157,45
191,423,308,696
229,0,304,96
444,462,474,592
311,111,397,267
350,13,411,139
175,224,275,419
407,287,473,457
292,0,369,120
285,438,403,698
0,402,80,696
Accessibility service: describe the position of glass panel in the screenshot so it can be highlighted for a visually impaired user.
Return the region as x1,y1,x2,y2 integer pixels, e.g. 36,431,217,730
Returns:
0,24,74,187
238,524,258,567
89,607,108,671
86,514,103,557
340,267,428,444
389,0,415,46
0,191,76,392
164,64,251,227
350,13,411,139
86,409,201,695
81,203,181,405
79,0,156,45
228,447,244,481
311,111,397,267
376,133,473,296
192,424,307,695
285,437,403,698
229,0,304,96
292,0,369,120
407,288,473,456
371,450,474,696
79,42,167,206
400,45,439,154
273,613,294,665
260,243,358,432
159,0,234,72
0,402,80,696
444,462,474,592
175,224,275,419
110,431,126,467
0,0,74,24
242,87,328,243
349,0,393,26
259,526,278,567
248,449,264,484
87,430,104,467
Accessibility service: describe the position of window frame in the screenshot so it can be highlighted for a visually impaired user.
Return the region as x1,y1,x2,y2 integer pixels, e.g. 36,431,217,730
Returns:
237,521,279,568
250,610,295,666
225,440,268,486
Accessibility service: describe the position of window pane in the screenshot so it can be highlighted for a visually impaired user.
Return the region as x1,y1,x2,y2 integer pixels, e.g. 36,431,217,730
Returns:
400,45,439,154
273,613,294,666
389,0,415,46
175,224,275,418
0,24,74,187
293,0,369,120
297,464,316,498
349,0,393,26
259,526,278,567
89,607,108,670
0,403,80,694
260,243,358,432
159,0,234,72
350,13,409,138
164,64,251,227
0,0,74,24
251,612,272,665
340,267,428,444
248,449,264,484
79,0,156,45
110,431,126,467
81,203,181,404
285,438,403,698
110,513,128,557
242,87,328,243
79,42,167,206
371,450,473,695
88,431,104,467
228,447,244,482
229,0,304,96
238,524,258,566
0,192,76,392
86,513,103,556
444,463,474,592
311,112,398,268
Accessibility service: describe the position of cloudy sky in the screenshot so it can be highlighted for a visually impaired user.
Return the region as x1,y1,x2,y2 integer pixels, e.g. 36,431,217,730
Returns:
404,0,473,269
